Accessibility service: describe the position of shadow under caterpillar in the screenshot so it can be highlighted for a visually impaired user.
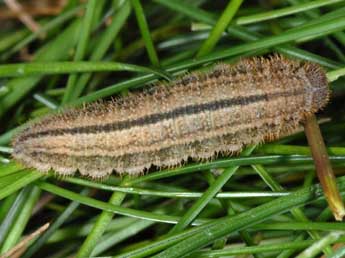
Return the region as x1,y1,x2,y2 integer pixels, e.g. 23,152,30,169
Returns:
12,55,329,178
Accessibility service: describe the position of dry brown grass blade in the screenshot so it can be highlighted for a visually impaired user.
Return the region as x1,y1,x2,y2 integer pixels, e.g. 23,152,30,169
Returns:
0,222,50,258
4,0,43,35
304,114,345,221
0,0,66,19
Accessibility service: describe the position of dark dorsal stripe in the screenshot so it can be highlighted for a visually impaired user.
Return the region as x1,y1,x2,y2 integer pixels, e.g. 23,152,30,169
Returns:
21,90,304,141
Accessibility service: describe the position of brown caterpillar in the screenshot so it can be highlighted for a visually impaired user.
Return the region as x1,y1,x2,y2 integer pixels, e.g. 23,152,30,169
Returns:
12,55,329,178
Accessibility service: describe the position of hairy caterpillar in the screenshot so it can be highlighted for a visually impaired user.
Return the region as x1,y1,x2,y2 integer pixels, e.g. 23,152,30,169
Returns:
12,55,329,178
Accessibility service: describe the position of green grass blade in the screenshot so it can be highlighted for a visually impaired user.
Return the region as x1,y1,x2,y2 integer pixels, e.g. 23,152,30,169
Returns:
0,29,28,53
127,154,345,185
196,0,243,57
35,181,210,225
169,146,255,234
63,176,290,198
91,219,155,256
0,187,31,248
62,0,97,104
194,237,345,257
131,0,160,67
0,61,169,78
0,186,41,253
0,20,81,118
21,188,90,258
151,182,336,258
236,0,344,25
116,177,345,258
296,231,343,258
72,1,132,99
76,177,129,258
0,5,84,60
0,170,43,201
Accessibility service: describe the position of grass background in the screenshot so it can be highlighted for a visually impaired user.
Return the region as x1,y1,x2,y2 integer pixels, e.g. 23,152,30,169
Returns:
1,0,345,257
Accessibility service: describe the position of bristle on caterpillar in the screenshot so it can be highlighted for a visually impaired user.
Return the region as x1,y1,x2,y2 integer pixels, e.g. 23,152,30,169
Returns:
12,54,329,178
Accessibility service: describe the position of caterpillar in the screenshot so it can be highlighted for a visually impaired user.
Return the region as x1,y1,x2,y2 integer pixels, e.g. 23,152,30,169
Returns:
12,55,329,178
